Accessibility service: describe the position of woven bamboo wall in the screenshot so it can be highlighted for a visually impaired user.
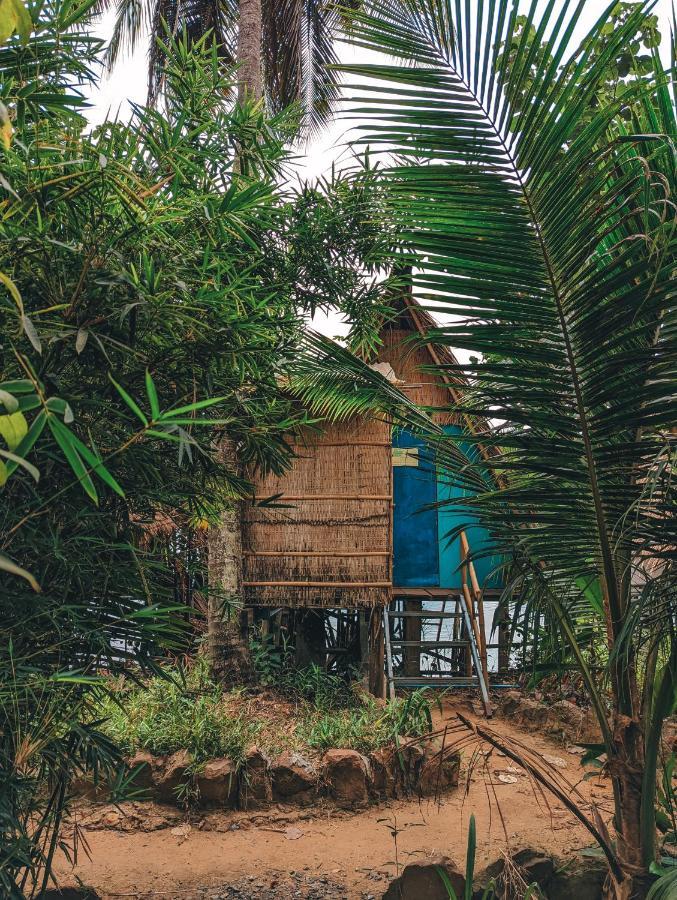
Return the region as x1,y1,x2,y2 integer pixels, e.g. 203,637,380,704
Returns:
376,311,460,427
243,300,463,610
243,417,392,609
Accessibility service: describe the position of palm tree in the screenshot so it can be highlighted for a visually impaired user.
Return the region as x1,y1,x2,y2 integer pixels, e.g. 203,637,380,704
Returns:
342,2,675,897
104,0,355,125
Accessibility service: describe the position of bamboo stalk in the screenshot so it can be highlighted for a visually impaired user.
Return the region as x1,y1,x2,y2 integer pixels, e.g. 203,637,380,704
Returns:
460,531,490,686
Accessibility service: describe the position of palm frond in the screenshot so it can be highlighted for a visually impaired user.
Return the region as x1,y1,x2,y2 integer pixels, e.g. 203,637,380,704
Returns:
262,0,346,132
342,0,676,635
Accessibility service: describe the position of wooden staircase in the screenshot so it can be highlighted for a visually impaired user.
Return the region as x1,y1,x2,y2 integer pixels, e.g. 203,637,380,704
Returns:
383,531,493,716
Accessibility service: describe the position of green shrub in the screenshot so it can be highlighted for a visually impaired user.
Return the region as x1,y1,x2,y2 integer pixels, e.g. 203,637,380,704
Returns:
300,690,435,753
98,659,259,766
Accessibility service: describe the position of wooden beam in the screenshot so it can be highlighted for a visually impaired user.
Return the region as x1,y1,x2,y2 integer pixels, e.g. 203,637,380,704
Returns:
271,494,392,501
244,550,391,557
244,580,393,588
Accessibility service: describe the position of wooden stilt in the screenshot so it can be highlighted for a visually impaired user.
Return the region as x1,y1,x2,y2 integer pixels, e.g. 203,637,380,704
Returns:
403,597,422,677
368,606,386,699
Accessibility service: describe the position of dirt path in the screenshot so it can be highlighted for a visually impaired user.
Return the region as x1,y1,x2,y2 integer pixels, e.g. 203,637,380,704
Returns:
54,702,612,899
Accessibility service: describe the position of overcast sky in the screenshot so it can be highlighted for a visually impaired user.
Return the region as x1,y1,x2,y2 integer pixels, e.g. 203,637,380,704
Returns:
85,1,675,342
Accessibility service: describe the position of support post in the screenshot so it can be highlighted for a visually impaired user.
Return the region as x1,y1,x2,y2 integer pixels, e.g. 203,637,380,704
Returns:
367,606,386,699
403,597,422,677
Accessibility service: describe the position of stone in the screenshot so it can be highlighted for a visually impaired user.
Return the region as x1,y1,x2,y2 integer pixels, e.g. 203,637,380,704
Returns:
392,743,426,795
368,748,396,799
418,747,461,796
127,750,156,791
70,776,107,802
322,749,370,808
482,848,554,896
271,751,317,803
499,690,522,717
154,749,192,803
240,746,272,809
383,856,465,900
196,757,238,807
547,861,606,900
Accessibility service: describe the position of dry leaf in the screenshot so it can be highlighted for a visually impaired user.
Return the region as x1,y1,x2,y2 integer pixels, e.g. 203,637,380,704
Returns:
543,754,568,769
170,823,192,844
496,773,519,784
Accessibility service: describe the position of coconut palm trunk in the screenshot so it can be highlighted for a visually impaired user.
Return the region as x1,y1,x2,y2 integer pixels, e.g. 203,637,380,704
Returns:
206,0,262,682
207,439,253,683
237,0,263,102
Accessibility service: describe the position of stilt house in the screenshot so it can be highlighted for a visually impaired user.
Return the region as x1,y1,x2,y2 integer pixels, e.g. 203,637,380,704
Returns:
243,294,504,699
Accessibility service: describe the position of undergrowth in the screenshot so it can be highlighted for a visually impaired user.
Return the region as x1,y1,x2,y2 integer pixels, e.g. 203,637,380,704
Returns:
98,656,434,762
98,657,258,766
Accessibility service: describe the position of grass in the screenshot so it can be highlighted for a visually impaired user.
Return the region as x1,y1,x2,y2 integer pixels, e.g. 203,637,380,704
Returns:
98,658,259,766
97,657,435,765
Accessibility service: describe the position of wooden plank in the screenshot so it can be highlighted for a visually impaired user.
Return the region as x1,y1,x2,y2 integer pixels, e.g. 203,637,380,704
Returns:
274,494,393,501
390,640,468,649
389,611,460,619
242,581,392,588
393,677,479,686
244,550,391,557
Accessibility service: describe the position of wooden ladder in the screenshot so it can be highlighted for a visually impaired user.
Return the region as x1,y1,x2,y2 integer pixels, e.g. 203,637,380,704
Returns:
383,530,492,717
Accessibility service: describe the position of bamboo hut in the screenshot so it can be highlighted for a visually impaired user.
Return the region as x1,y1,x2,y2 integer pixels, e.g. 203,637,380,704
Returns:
242,294,502,697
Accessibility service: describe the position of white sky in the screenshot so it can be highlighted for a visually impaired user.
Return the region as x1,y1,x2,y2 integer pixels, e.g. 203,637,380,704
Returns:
85,1,675,344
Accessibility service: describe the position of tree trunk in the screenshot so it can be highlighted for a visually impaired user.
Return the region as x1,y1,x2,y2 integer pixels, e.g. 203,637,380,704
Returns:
237,0,263,103
604,661,655,900
207,439,251,684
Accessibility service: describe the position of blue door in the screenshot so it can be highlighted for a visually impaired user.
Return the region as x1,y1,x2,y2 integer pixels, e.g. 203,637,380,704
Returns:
437,425,503,590
392,430,440,587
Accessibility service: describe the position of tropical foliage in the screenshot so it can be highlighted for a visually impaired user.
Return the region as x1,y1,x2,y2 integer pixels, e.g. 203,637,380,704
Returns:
0,2,407,892
342,1,676,896
103,0,358,125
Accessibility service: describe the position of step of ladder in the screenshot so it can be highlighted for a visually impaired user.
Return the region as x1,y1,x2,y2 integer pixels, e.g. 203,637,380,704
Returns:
383,596,491,716
388,610,461,619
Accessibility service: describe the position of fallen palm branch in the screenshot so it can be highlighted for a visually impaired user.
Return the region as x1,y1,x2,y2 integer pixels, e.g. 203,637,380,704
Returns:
398,713,623,885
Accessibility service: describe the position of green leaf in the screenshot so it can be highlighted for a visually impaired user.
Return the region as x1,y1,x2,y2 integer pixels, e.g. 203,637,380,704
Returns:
0,551,40,591
68,429,125,498
109,375,148,425
48,417,98,503
145,370,160,420
0,447,39,481
0,410,28,450
4,409,47,477
0,389,19,412
435,866,459,900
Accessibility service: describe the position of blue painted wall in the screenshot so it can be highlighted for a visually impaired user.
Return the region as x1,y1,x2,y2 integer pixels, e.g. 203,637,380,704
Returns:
393,427,502,590
392,431,439,587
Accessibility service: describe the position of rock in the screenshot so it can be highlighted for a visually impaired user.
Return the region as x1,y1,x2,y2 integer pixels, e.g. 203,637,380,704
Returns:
368,748,396,799
392,743,426,795
499,692,603,745
322,749,370,808
548,860,606,900
155,749,192,803
383,856,465,900
240,747,272,810
127,751,156,791
418,746,461,796
515,698,549,728
196,757,238,807
482,848,554,895
70,775,107,802
499,690,522,717
271,751,317,803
